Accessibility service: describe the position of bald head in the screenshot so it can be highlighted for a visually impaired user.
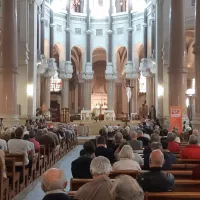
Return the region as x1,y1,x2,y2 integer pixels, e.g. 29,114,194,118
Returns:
149,150,164,168
41,168,67,192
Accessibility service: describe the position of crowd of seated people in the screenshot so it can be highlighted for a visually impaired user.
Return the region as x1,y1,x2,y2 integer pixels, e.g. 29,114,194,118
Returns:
0,120,77,200
69,119,200,200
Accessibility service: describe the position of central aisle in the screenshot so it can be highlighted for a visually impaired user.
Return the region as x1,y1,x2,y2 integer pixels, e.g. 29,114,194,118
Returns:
13,145,83,200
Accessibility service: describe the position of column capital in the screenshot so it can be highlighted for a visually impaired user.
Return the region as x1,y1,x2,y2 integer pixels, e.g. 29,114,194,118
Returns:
43,58,57,78
37,55,48,75
125,61,140,79
156,0,164,4
83,62,94,80
105,63,117,80
29,0,43,6
139,58,156,77
86,30,92,34
107,30,113,35
58,61,73,79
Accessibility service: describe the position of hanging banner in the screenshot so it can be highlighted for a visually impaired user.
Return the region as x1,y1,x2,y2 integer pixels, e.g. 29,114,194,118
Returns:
169,106,182,133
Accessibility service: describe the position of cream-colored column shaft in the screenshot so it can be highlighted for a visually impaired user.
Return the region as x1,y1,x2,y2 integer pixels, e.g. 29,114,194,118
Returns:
107,80,115,110
146,77,154,108
0,0,19,125
75,85,79,113
36,74,41,108
17,0,29,117
155,0,164,118
61,79,69,109
130,79,138,113
43,77,51,110
168,0,187,112
84,80,92,110
27,1,37,118
192,0,200,129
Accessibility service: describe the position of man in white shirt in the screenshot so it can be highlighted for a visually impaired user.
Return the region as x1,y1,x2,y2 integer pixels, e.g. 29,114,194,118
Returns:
8,127,31,165
0,138,7,150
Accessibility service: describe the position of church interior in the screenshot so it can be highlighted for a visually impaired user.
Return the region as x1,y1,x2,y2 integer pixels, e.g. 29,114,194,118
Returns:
0,0,200,199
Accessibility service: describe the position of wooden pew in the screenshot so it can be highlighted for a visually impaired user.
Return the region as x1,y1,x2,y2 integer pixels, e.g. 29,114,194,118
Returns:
146,192,200,200
0,170,9,200
68,191,200,200
109,170,193,180
5,153,29,191
174,180,200,192
5,157,20,197
70,178,200,192
172,164,197,170
178,159,200,164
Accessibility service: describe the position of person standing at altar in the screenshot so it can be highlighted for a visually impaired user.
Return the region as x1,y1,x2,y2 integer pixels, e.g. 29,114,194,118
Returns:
142,101,148,119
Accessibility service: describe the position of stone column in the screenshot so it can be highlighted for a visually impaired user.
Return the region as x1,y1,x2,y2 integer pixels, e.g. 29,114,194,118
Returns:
192,0,200,129
84,79,92,110
17,0,29,118
155,0,164,118
42,76,51,110
107,80,115,110
75,84,79,113
146,76,154,108
130,79,139,113
42,58,57,110
59,62,73,109
27,0,38,118
0,0,19,126
168,0,187,112
62,79,70,108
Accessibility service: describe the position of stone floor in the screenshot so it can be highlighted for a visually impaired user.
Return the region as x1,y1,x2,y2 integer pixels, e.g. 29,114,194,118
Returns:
13,145,83,200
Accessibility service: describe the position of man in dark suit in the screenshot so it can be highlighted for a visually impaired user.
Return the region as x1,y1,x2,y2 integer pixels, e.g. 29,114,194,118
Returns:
71,141,95,178
137,149,174,192
41,168,71,200
95,136,115,163
128,131,143,150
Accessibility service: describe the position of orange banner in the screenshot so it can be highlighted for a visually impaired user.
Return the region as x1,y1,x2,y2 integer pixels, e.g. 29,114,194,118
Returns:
169,106,182,133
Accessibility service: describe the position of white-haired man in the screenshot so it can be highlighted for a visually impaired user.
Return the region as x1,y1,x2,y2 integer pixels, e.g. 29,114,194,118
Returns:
74,156,113,200
137,149,174,192
41,168,70,200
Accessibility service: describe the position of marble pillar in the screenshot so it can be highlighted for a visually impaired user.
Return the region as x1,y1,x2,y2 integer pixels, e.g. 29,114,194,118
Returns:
36,74,41,108
130,79,138,113
17,0,29,118
192,0,200,129
42,76,51,110
107,80,115,110
75,85,79,113
168,0,187,113
0,0,19,126
84,80,92,110
61,79,69,109
27,1,37,118
146,76,154,108
155,0,164,118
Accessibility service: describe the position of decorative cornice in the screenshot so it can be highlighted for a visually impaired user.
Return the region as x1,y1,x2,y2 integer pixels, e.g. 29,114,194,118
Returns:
70,16,86,22
113,16,128,22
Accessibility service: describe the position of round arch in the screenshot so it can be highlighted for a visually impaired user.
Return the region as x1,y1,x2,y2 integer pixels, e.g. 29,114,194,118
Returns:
71,46,84,74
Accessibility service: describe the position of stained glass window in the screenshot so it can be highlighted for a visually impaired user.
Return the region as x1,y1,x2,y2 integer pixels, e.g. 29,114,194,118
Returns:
50,71,62,92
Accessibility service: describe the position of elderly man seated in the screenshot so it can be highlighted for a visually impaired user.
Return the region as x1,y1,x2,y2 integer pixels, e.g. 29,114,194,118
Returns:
74,156,113,200
128,131,143,150
181,135,200,159
111,175,144,200
137,149,174,192
41,168,70,200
